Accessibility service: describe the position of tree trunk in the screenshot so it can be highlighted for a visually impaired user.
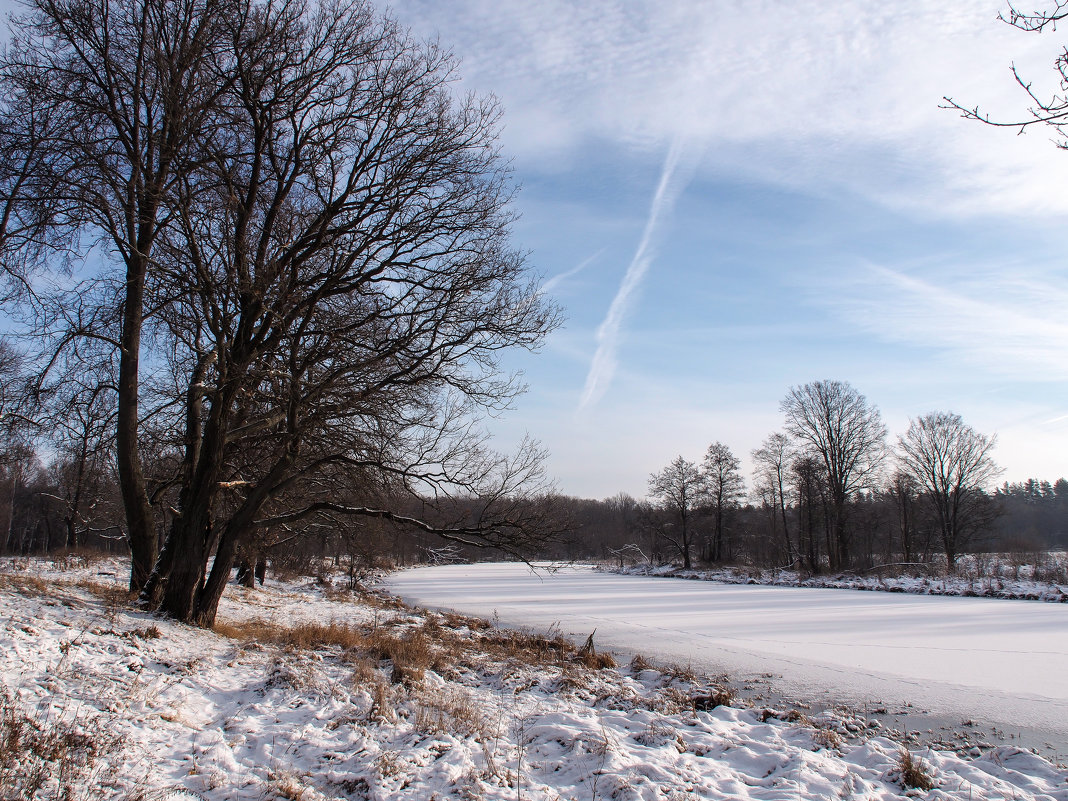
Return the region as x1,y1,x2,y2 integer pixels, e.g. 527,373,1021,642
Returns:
193,527,239,627
158,512,208,622
117,256,156,592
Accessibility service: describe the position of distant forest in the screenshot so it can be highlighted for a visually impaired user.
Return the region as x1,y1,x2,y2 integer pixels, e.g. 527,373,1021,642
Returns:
3,439,1064,576
538,478,1068,571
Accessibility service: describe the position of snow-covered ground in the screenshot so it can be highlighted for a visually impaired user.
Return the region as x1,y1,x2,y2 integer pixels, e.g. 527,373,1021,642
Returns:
4,555,1068,800
387,562,1068,762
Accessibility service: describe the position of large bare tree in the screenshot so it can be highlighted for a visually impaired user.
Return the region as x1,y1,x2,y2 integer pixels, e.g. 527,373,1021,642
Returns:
137,0,558,624
3,0,559,623
781,380,887,570
1,0,232,589
897,412,1001,570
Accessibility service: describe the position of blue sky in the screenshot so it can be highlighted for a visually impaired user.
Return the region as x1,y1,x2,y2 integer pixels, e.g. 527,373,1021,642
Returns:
379,0,1068,498
2,0,1065,499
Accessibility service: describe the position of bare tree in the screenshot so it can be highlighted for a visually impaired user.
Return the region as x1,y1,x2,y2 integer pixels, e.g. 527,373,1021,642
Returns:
647,456,708,569
790,454,828,573
126,0,560,625
752,432,795,566
1,0,234,589
702,441,744,563
943,1,1068,145
781,380,887,570
886,469,921,564
3,0,559,623
897,412,1001,570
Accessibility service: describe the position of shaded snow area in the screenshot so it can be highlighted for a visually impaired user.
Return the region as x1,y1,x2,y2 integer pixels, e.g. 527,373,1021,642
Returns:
387,563,1068,764
2,559,1067,801
608,557,1068,604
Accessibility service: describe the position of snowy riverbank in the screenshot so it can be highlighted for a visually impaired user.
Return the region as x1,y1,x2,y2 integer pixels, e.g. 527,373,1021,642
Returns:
605,558,1068,603
4,556,1068,799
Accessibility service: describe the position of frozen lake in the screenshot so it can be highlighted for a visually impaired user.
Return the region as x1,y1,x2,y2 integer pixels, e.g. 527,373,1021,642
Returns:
386,562,1068,755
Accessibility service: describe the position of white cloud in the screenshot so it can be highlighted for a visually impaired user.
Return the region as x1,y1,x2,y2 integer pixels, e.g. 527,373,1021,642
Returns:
387,0,1068,217
821,260,1068,379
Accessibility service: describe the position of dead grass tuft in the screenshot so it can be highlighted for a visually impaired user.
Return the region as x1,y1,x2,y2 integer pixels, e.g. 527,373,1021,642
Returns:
760,707,807,724
130,624,161,640
366,627,443,685
576,631,617,670
479,627,575,666
898,748,936,790
663,662,698,683
76,579,136,609
441,610,491,630
692,686,735,711
630,654,655,673
810,726,842,751
368,679,397,723
214,619,363,652
413,688,486,738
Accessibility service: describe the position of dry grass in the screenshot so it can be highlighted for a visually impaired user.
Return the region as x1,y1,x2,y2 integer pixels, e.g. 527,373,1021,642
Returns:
898,748,936,790
214,618,450,686
472,625,617,672
0,573,50,597
214,619,364,651
810,727,843,752
760,707,807,724
0,688,116,801
212,606,623,707
692,686,735,711
75,579,136,609
413,687,486,738
630,654,655,672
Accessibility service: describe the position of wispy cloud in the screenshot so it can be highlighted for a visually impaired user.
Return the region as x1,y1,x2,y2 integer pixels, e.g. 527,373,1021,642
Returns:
826,261,1068,380
578,139,691,410
386,0,1068,218
543,249,603,294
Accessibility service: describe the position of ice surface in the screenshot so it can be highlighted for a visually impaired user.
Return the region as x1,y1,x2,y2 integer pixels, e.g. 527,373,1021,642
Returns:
387,562,1068,744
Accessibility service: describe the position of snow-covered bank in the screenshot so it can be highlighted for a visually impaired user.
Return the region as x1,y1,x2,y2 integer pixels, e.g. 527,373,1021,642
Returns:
387,562,1068,763
4,556,1067,800
605,559,1068,604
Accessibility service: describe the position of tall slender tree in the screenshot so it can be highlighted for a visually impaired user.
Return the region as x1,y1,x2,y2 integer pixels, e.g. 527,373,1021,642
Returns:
752,432,794,566
1,0,232,589
702,441,744,563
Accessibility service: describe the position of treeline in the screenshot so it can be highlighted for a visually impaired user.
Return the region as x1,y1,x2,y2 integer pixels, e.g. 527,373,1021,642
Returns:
0,438,557,581
543,380,1067,574
537,482,1068,571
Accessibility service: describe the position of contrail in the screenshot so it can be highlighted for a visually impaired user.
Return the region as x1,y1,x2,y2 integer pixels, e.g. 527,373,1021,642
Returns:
543,249,604,294
578,139,690,410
